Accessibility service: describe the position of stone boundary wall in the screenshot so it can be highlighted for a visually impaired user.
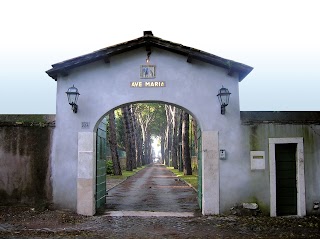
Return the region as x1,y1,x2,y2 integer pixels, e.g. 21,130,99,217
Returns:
0,115,55,206
241,111,320,124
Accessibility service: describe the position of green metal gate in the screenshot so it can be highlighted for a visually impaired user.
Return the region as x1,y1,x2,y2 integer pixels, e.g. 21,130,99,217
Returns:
96,118,107,210
197,126,202,209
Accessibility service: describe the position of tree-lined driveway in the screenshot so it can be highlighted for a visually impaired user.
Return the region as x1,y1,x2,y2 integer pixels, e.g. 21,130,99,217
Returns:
106,164,199,214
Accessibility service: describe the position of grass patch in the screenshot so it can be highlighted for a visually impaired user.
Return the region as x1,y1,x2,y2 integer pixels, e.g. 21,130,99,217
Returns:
106,166,146,180
167,167,198,191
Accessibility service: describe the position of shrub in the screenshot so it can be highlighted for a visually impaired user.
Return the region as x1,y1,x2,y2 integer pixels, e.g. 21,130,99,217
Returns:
106,160,113,175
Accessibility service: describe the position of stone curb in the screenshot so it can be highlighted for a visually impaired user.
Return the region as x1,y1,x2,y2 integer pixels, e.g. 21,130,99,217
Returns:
104,211,195,217
167,169,198,193
106,166,147,192
106,179,127,192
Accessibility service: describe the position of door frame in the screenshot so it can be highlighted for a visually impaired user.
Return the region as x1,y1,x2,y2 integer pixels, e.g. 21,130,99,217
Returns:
269,137,306,217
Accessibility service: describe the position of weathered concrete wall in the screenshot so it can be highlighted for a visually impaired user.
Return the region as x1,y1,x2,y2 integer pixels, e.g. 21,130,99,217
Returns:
238,112,320,215
0,115,55,205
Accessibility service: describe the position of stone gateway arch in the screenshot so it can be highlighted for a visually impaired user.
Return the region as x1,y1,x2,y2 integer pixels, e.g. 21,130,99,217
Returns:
46,31,253,216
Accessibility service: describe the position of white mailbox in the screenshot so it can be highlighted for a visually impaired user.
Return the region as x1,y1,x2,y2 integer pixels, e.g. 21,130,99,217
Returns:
250,151,265,170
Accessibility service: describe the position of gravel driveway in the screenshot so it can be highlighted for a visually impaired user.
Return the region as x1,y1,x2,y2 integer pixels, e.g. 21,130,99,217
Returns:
0,164,319,238
106,164,199,213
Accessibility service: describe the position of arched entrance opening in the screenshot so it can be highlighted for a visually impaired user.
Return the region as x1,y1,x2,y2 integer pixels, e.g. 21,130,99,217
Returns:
94,101,203,214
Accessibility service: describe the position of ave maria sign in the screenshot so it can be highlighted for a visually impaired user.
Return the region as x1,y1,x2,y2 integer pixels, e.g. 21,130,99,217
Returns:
130,81,166,88
131,65,165,87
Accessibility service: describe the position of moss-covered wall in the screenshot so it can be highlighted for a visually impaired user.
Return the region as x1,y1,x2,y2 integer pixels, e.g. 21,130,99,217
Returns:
243,122,320,215
0,115,55,205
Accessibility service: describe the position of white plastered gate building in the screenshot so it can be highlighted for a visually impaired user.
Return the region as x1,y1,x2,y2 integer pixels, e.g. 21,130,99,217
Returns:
46,31,253,216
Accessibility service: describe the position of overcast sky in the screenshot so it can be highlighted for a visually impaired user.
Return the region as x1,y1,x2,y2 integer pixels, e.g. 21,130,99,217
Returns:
0,0,319,114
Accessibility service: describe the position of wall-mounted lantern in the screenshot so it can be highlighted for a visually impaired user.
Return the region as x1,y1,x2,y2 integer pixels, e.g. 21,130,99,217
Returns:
66,85,80,113
217,86,231,115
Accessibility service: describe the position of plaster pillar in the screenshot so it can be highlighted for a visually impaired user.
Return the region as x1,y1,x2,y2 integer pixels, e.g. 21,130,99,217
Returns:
202,130,219,215
77,132,96,216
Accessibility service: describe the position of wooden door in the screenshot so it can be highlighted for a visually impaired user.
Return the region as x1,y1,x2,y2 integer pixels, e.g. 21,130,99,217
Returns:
275,143,297,216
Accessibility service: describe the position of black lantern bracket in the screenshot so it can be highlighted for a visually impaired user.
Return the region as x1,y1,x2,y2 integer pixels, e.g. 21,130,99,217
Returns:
71,104,78,114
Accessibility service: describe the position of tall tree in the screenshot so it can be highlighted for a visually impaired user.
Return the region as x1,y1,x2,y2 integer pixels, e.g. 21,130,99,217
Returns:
164,105,172,166
131,104,143,167
115,109,126,152
182,111,192,175
122,105,133,171
107,110,122,175
171,107,179,169
192,117,198,160
128,104,137,169
160,131,165,164
178,109,183,172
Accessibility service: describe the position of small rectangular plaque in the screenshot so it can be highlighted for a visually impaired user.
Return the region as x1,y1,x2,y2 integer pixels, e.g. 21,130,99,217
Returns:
250,151,265,170
81,122,90,129
140,65,156,79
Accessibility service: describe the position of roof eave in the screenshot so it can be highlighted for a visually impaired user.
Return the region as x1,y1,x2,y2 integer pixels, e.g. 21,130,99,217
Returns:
46,34,253,81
